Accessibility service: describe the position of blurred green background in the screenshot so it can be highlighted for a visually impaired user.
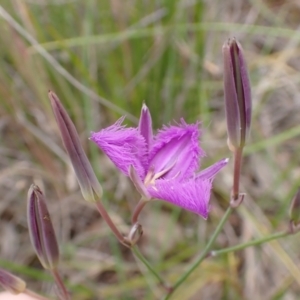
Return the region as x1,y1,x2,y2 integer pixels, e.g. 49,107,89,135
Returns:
1,0,300,299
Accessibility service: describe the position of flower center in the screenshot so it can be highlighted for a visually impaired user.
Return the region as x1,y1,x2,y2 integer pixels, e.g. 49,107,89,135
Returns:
144,159,179,187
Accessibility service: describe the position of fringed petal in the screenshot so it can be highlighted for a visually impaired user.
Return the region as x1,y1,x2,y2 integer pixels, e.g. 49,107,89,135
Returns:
149,119,204,181
148,178,212,218
90,117,147,179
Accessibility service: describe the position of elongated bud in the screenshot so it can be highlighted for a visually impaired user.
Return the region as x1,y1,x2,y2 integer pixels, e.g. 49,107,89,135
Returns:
49,91,103,202
223,38,252,150
0,269,26,294
289,188,300,232
27,184,59,270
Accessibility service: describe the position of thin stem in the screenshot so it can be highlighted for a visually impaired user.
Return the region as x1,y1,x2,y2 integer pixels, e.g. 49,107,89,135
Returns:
50,268,70,300
232,147,243,200
95,201,130,247
132,245,171,292
210,230,290,257
25,289,50,300
163,206,233,300
131,199,148,224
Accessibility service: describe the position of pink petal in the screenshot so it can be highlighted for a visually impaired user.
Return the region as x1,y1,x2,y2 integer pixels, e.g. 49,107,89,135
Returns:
149,119,204,181
90,117,148,179
148,178,212,218
196,158,229,181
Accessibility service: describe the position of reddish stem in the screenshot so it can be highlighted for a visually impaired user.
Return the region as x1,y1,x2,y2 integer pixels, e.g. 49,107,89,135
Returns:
51,268,70,300
232,147,243,200
95,201,130,247
131,199,148,224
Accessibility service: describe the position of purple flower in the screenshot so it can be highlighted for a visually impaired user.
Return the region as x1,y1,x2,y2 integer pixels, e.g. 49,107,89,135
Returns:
91,105,227,218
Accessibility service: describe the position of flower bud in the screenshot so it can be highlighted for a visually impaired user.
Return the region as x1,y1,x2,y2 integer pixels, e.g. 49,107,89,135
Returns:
27,184,59,270
223,38,252,150
49,91,103,202
126,223,143,246
289,188,300,232
0,268,26,294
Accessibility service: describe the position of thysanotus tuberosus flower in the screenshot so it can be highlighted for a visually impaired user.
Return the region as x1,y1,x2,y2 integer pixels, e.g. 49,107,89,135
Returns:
27,184,59,270
223,38,251,150
49,91,103,202
91,104,228,218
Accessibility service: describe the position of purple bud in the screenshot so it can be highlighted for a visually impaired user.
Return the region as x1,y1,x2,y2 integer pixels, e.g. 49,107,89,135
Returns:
0,269,26,294
289,188,300,232
49,91,103,202
223,38,252,150
27,184,59,270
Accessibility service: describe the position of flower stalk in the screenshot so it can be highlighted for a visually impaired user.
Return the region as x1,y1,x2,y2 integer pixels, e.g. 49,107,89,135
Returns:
209,230,291,257
131,198,148,224
163,206,233,299
50,269,70,300
231,147,245,205
94,201,131,247
132,246,171,293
